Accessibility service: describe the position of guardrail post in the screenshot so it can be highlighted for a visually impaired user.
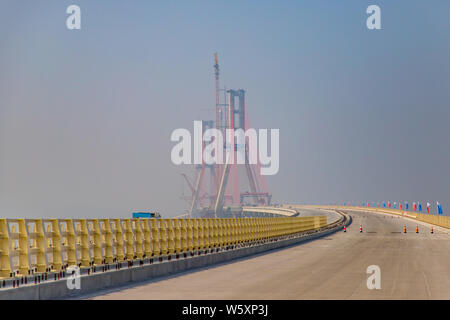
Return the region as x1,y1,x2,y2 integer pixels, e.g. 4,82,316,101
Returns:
132,219,144,259
150,219,160,257
140,219,151,259
89,219,104,265
158,219,168,256
212,218,219,248
100,219,113,264
224,218,231,246
205,218,211,248
243,219,250,243
111,219,124,262
166,219,175,255
180,219,188,253
197,219,204,251
218,219,224,248
174,219,182,254
237,219,243,244
17,219,30,275
75,220,91,267
48,219,63,270
34,219,48,272
231,218,237,245
258,218,264,240
251,218,256,241
187,219,194,253
122,219,135,260
0,219,12,278
202,218,210,249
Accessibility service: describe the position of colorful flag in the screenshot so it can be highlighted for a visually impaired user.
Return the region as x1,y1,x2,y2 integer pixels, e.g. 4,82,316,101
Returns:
427,202,430,214
437,202,443,215
418,202,422,212
413,202,417,211
405,202,409,210
388,201,391,208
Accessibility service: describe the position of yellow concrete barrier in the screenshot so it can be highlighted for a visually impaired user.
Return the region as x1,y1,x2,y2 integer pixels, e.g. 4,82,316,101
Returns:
0,216,327,279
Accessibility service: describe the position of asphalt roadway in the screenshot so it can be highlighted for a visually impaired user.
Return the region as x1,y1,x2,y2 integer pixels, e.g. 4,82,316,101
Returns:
86,209,450,299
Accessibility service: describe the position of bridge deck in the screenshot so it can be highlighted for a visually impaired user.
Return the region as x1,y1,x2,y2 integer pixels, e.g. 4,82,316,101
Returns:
86,209,450,300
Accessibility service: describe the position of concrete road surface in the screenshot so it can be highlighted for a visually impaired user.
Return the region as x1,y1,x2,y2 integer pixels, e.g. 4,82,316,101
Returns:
86,209,450,299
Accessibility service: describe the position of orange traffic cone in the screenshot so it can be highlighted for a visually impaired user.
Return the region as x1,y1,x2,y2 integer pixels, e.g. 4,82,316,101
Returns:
403,226,407,233
416,226,419,234
360,226,363,233
431,227,434,234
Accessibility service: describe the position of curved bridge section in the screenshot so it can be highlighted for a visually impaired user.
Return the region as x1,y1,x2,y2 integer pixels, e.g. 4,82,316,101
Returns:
294,205,450,230
0,207,348,299
89,206,450,300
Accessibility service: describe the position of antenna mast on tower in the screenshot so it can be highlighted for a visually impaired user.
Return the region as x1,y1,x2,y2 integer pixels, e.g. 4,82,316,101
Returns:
214,53,221,131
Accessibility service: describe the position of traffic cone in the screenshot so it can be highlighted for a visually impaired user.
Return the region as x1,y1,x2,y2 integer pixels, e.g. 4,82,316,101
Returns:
416,226,419,234
403,226,407,233
343,226,347,233
360,226,363,233
431,227,434,234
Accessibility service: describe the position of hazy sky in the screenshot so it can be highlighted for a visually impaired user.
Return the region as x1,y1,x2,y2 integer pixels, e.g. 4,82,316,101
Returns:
1,0,449,218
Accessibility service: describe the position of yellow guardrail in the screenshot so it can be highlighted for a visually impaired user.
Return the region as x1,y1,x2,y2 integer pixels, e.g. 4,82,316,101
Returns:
0,216,327,279
292,205,450,229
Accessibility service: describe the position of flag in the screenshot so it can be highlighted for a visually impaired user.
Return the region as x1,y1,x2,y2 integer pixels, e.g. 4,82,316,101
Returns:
405,202,409,210
427,202,430,214
394,202,397,209
437,202,443,215
418,202,422,212
388,201,391,208
383,202,386,208
413,202,417,211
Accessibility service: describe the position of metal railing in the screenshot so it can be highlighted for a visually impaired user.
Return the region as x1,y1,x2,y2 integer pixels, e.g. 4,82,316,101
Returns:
0,216,327,280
